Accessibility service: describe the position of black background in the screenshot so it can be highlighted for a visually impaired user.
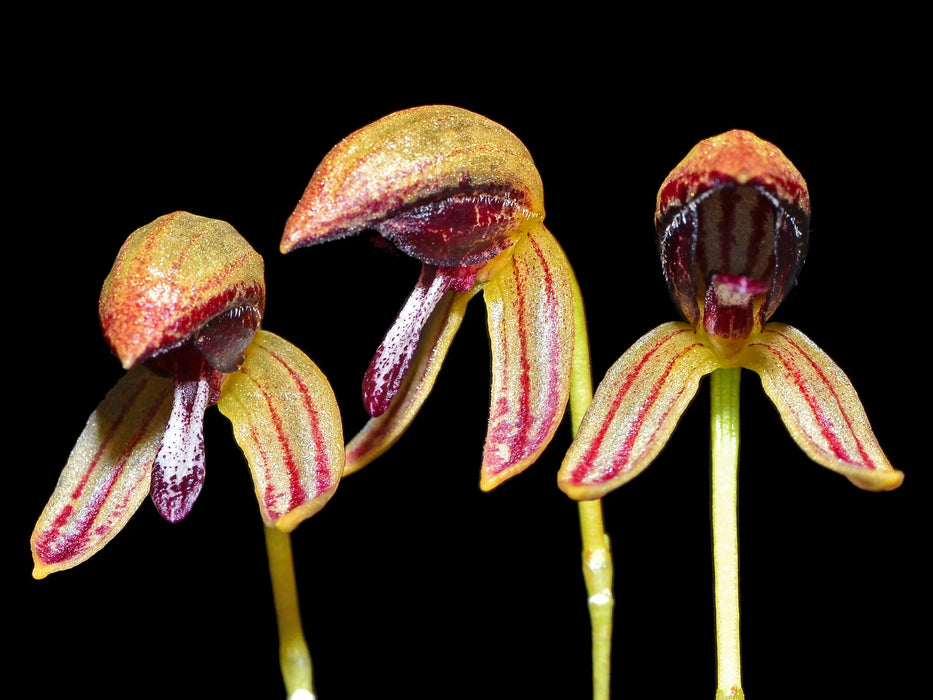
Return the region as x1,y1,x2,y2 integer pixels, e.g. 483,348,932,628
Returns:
10,20,926,700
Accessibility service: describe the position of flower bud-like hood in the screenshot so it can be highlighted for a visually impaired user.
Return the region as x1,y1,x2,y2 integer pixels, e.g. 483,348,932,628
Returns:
281,105,545,267
100,211,266,371
655,130,810,357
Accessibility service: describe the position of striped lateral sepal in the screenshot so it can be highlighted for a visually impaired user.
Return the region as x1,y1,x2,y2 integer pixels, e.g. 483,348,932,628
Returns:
481,224,574,490
739,324,902,491
218,330,344,531
558,320,903,499
32,366,173,578
558,323,718,500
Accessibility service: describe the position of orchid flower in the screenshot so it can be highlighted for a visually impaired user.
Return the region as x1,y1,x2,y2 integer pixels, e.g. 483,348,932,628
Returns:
558,130,903,698
32,211,343,697
559,129,902,496
32,211,344,578
281,105,575,490
281,105,614,700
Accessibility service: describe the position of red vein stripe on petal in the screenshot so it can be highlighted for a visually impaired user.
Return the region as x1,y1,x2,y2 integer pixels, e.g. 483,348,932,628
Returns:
261,340,332,508
252,372,308,518
559,322,718,500
740,323,903,491
481,225,574,490
31,366,173,577
218,330,344,532
760,331,870,464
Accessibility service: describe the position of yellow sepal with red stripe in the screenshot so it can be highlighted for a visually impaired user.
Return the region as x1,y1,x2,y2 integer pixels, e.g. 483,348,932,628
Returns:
482,224,575,491
559,322,719,500
31,366,173,578
739,323,903,491
218,330,344,532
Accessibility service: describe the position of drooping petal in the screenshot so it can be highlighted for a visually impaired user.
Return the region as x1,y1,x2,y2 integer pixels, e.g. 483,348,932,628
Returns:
217,330,344,532
481,224,575,490
31,366,173,578
558,322,720,500
363,263,479,417
345,288,478,475
738,323,904,491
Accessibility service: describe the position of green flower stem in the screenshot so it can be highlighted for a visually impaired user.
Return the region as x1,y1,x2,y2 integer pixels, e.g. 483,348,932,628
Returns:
578,499,613,700
569,271,613,700
264,525,315,700
710,367,745,700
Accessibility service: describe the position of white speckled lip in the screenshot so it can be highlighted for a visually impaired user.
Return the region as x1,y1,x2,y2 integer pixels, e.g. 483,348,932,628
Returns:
150,360,212,522
363,264,476,417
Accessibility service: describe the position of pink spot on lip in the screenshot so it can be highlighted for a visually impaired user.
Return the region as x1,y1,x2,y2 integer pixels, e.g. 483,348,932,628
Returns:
711,274,770,296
